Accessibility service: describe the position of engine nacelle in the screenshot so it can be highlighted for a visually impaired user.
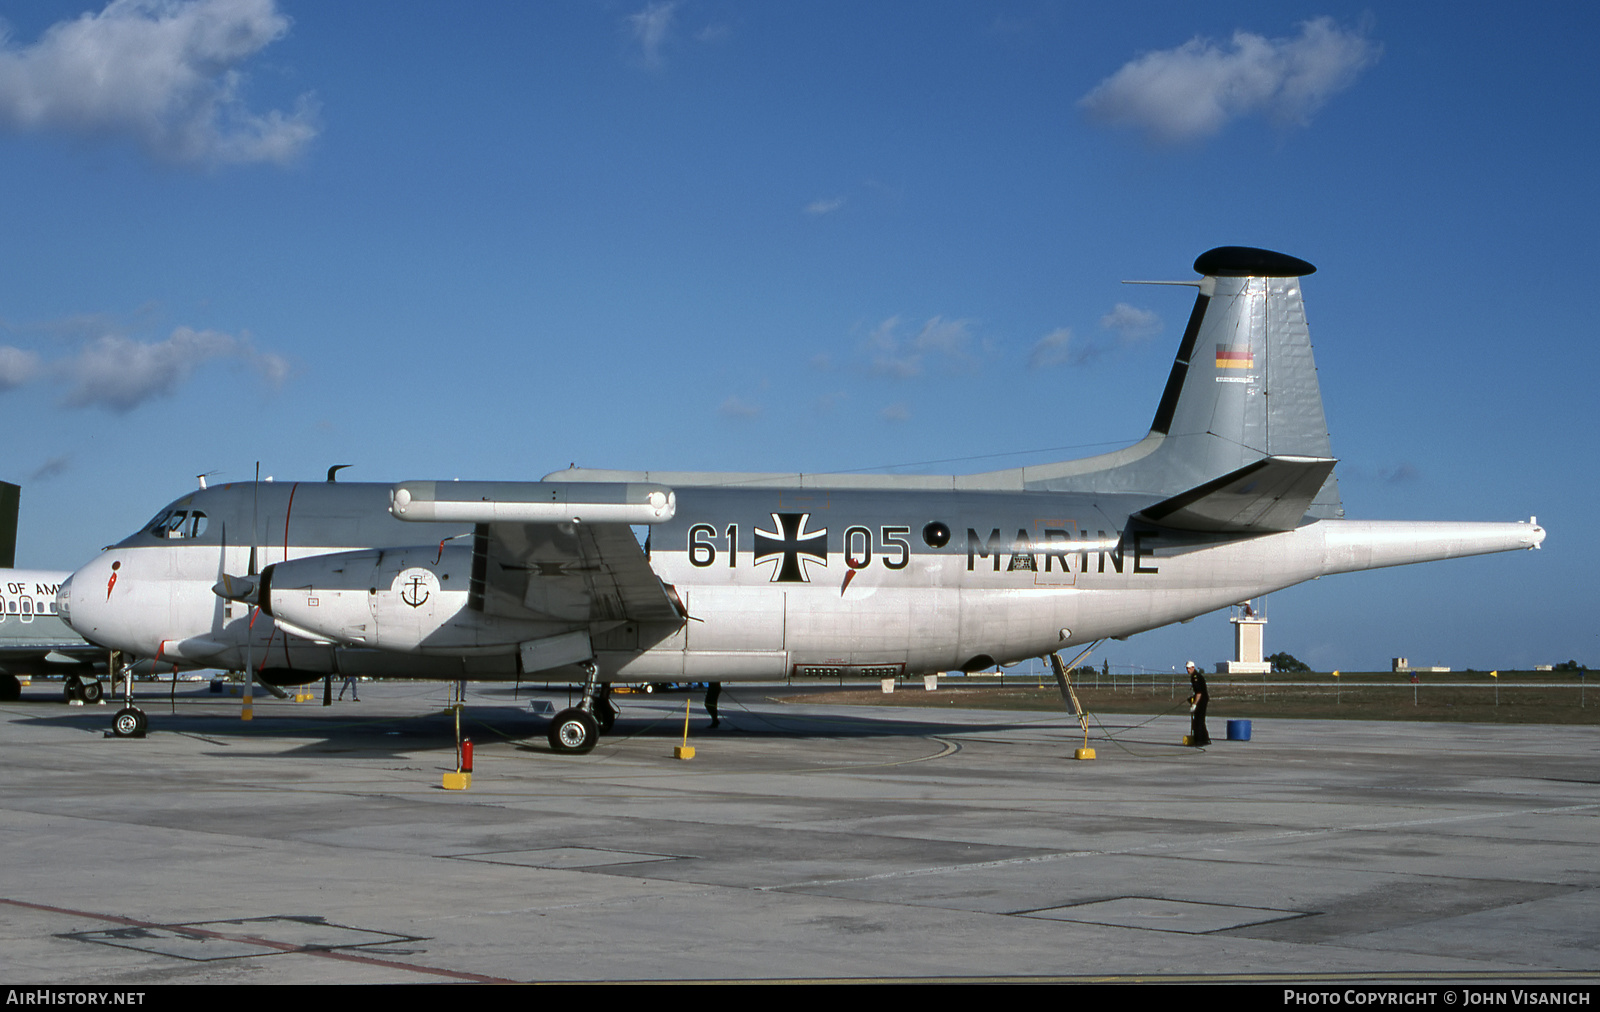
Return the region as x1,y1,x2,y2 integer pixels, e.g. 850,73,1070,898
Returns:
259,546,560,654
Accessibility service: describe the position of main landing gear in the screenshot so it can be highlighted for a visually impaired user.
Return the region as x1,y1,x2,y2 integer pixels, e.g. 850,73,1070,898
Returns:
547,663,614,755
63,674,104,704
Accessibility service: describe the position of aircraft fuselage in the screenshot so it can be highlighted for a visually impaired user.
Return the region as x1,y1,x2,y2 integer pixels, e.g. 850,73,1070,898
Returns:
57,479,1538,684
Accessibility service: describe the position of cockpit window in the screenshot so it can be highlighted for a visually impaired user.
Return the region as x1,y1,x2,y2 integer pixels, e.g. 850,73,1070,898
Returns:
147,509,208,539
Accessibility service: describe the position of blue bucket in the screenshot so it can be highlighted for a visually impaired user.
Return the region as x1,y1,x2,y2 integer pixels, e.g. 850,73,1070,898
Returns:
1226,719,1252,741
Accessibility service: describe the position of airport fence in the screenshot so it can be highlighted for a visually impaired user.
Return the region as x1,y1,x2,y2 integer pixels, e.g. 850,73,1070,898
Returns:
940,668,1596,722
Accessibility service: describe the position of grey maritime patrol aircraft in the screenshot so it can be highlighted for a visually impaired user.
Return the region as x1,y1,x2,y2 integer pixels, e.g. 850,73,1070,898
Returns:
56,247,1545,750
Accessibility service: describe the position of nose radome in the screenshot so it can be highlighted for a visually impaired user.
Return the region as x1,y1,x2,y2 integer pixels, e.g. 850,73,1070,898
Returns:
55,575,72,623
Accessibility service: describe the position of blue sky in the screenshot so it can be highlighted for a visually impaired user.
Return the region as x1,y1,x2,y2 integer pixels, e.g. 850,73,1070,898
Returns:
0,1,1593,672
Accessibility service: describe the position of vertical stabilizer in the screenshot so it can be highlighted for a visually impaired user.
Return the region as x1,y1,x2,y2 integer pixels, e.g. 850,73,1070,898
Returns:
0,482,17,568
985,247,1342,517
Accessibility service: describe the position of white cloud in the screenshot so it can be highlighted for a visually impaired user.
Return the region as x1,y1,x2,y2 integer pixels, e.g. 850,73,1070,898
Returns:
626,1,677,68
56,326,288,412
1079,17,1379,143
0,0,318,167
879,402,910,423
912,317,970,357
0,346,41,390
805,196,845,216
1100,303,1162,342
864,315,975,379
1027,327,1075,370
864,317,915,378
695,23,731,45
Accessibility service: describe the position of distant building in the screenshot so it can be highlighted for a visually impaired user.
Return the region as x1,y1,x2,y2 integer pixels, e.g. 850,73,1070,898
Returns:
1393,658,1450,673
1218,602,1272,674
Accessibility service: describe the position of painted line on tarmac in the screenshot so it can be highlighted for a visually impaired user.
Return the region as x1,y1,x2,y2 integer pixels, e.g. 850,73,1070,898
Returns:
760,801,1600,891
0,896,518,983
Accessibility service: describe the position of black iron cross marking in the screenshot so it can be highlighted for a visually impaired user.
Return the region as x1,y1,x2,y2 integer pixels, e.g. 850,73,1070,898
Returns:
754,512,827,583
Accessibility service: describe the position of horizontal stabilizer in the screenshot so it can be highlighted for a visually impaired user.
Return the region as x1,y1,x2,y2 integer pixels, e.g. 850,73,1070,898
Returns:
1136,456,1337,533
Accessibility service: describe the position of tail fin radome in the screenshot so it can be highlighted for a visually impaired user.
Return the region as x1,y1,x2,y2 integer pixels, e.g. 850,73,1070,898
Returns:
970,246,1342,518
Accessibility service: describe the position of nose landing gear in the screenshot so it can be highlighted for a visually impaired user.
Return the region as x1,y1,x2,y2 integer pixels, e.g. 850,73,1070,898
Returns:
106,652,145,738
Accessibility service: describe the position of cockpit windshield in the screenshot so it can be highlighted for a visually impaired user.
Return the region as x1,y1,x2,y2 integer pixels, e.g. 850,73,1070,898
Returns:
145,509,208,540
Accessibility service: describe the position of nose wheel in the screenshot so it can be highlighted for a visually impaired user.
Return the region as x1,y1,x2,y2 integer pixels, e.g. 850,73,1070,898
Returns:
112,706,147,738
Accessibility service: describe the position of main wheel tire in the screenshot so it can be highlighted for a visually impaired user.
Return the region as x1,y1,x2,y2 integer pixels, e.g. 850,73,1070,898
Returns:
595,697,617,734
64,675,83,702
112,707,144,738
547,708,598,754
80,679,104,703
0,673,20,701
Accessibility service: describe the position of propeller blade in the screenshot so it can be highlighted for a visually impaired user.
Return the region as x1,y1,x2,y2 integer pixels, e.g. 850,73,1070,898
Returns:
212,573,259,604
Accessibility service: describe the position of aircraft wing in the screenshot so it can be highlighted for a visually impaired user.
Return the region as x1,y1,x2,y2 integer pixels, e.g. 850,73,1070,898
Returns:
1135,455,1338,533
473,520,684,624
0,622,102,677
390,481,684,625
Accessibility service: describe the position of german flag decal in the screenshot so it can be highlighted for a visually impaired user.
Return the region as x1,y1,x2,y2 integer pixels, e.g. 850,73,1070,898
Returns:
1215,345,1254,369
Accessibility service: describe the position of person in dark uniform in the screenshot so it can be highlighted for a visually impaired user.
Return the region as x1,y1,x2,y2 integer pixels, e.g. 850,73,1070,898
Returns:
1187,661,1210,746
705,681,722,728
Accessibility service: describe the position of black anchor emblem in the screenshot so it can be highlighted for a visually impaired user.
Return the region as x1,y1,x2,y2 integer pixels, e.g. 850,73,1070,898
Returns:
399,572,431,608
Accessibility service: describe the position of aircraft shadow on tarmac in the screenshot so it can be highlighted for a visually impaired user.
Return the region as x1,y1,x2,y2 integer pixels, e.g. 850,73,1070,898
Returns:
9,689,1092,759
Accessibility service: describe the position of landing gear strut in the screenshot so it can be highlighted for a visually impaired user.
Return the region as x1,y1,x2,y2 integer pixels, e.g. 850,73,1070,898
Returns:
108,652,145,738
594,684,616,734
547,662,602,755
